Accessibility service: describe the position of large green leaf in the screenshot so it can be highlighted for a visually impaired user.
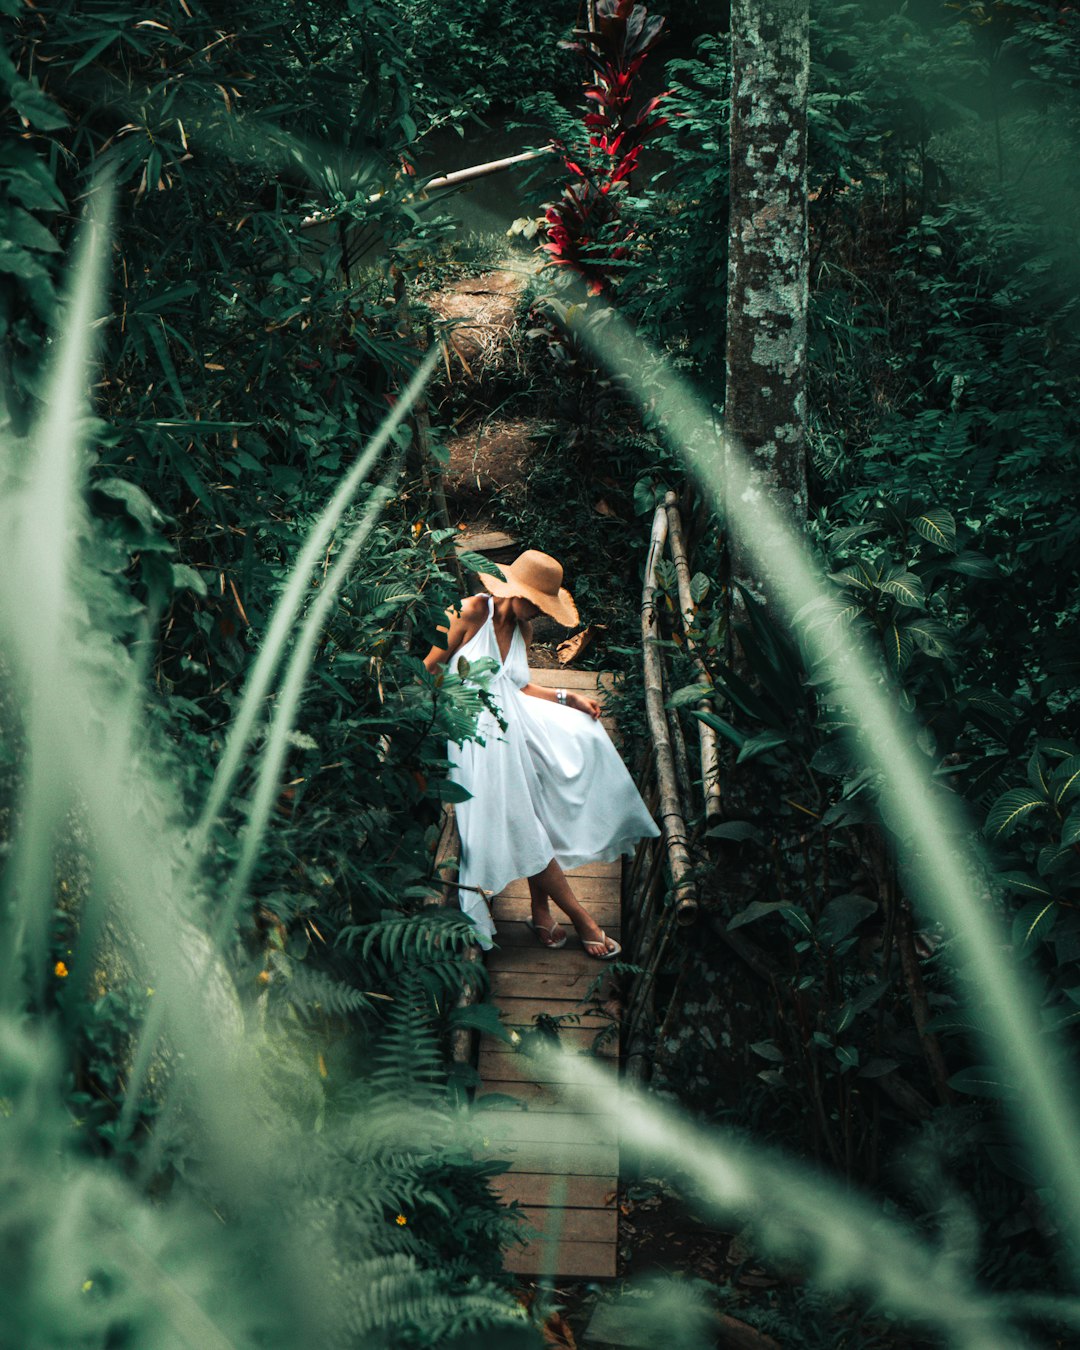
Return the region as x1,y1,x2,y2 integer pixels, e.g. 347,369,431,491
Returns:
996,871,1052,899
1011,898,1057,956
879,572,925,608
1060,806,1080,848
948,1065,1016,1099
904,617,951,658
736,731,788,764
984,786,1046,839
726,900,787,931
884,620,914,674
705,820,763,843
909,507,956,552
1027,748,1049,797
458,551,503,579
1051,754,1080,808
666,682,714,710
688,707,745,749
817,893,877,947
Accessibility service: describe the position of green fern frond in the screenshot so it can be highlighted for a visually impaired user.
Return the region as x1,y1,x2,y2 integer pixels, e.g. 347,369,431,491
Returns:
277,963,380,1019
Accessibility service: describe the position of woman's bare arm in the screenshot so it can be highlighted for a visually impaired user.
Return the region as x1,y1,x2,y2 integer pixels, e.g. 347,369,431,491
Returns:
422,595,488,672
519,682,602,719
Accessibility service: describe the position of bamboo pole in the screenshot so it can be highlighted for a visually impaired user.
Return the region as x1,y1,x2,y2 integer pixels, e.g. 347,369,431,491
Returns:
299,147,556,230
429,805,482,1068
642,499,698,925
424,146,555,192
631,844,666,962
665,493,723,824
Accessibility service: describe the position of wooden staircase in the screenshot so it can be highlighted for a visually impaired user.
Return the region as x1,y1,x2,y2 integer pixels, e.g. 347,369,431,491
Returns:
474,668,624,1280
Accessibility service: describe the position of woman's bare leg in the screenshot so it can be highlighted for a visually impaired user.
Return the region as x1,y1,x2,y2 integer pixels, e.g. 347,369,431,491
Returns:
527,874,564,943
528,858,614,953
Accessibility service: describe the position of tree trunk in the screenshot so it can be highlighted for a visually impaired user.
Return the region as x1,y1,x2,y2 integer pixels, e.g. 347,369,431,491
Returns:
725,0,810,604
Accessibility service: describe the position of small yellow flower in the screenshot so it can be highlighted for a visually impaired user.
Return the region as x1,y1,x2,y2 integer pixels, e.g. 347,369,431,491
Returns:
81,1280,93,1293
395,1213,407,1226
54,961,69,979
257,970,271,986
146,987,155,997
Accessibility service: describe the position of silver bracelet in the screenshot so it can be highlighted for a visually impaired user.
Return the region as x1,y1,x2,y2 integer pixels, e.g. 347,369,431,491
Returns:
555,688,567,705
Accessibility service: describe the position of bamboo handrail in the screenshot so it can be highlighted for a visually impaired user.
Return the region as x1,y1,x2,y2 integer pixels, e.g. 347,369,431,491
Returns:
665,494,723,823
641,497,698,925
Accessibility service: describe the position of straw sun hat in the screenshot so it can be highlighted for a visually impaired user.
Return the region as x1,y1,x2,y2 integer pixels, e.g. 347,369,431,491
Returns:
479,550,580,628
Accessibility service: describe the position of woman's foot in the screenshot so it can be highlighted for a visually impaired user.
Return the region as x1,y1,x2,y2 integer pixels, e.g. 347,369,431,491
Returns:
527,909,567,948
576,921,621,960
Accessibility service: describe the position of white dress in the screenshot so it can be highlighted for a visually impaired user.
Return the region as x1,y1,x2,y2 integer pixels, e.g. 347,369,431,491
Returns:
447,595,661,947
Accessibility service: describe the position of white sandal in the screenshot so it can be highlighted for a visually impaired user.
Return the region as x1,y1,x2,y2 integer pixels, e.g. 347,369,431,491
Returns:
525,917,568,949
581,930,621,961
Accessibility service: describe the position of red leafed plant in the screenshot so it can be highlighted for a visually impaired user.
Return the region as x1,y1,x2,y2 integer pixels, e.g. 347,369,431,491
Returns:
542,0,668,296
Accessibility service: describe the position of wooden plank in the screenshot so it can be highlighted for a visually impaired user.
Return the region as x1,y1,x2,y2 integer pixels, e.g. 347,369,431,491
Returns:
492,997,615,1027
493,920,621,948
480,1111,619,1145
566,859,622,879
529,669,616,692
495,899,621,928
479,1137,618,1175
496,876,619,904
519,1206,617,1244
491,1172,617,1209
456,529,517,553
490,969,616,1000
477,1080,582,1113
504,1239,616,1278
481,1026,617,1056
478,1047,615,1084
487,943,618,974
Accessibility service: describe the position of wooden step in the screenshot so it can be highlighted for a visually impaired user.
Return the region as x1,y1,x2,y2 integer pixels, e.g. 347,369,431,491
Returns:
479,1137,618,1175
492,997,616,1028
490,969,616,1000
481,1111,619,1146
456,528,518,554
504,1238,616,1279
529,669,616,692
491,1172,617,1209
486,942,620,975
477,1079,587,1112
492,919,621,949
496,876,620,904
565,859,622,879
478,1047,616,1085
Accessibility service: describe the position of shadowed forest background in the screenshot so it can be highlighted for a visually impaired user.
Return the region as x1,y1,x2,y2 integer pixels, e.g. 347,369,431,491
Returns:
2,1,1080,1346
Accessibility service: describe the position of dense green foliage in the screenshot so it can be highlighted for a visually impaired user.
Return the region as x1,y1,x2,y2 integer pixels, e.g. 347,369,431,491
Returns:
6,0,1080,1343
602,0,1080,1313
1,1,541,1343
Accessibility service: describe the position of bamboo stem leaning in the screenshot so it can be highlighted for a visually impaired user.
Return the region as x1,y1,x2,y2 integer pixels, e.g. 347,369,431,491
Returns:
665,492,723,824
642,496,698,926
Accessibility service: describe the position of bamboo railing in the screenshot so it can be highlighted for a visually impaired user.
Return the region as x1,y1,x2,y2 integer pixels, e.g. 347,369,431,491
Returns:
623,491,723,1078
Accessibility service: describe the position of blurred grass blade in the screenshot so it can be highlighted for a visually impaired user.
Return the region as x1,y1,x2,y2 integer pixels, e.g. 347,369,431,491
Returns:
120,348,439,1130
547,1047,1041,1350
215,461,402,942
193,344,439,849
0,187,112,1005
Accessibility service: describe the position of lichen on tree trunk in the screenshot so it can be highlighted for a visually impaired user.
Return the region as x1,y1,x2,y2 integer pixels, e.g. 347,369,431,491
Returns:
725,0,810,605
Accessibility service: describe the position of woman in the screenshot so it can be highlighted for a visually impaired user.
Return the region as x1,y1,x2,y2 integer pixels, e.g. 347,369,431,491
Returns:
423,549,660,957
